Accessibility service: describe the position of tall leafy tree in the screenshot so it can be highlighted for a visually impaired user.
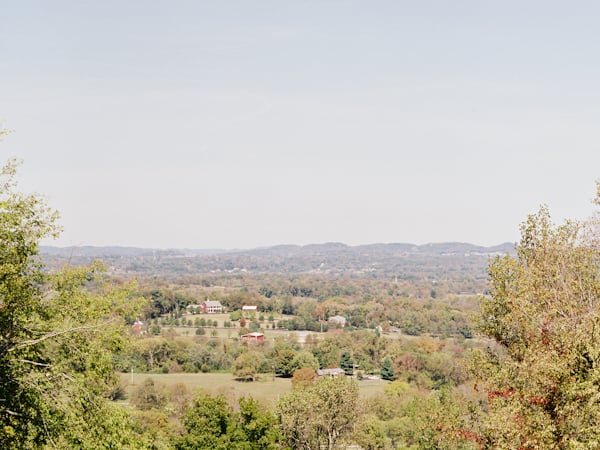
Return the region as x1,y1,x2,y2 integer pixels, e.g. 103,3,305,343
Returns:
233,350,265,381
271,341,298,378
0,159,141,448
290,350,320,373
276,375,359,450
177,394,279,450
131,378,168,411
177,393,232,450
234,396,280,450
470,203,600,448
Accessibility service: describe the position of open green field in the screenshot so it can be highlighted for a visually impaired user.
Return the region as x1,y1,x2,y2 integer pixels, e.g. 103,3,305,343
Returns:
120,372,387,407
163,326,318,343
163,322,324,345
178,312,285,328
165,311,292,339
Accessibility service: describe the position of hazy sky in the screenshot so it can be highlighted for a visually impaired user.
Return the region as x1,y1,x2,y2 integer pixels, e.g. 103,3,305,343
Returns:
2,1,599,249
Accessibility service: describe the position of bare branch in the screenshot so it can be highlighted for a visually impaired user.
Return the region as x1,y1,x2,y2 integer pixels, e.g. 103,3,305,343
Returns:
13,359,51,367
7,319,117,352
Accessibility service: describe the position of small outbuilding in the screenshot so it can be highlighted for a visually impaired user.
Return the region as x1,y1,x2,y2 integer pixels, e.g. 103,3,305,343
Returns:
241,332,265,344
132,320,145,335
328,315,347,327
316,368,346,377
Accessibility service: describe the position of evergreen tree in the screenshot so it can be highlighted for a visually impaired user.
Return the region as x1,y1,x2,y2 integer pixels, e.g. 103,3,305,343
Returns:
340,350,354,376
380,357,395,381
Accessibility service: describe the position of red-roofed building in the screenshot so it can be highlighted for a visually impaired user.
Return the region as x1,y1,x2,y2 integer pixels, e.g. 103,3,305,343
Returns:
241,332,265,344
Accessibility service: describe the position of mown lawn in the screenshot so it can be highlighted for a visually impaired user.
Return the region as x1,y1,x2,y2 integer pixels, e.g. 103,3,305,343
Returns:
119,372,387,407
160,324,324,345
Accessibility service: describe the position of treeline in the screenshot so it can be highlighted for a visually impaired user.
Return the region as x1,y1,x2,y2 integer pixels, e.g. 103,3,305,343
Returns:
141,272,487,305
136,278,478,338
116,329,473,387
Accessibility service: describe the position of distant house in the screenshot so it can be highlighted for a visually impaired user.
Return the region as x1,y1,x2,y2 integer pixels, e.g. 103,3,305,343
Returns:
132,320,145,335
201,300,223,314
241,332,265,344
316,368,345,377
242,305,258,313
328,315,347,327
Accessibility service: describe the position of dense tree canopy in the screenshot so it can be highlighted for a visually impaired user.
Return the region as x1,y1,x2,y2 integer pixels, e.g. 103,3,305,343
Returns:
0,159,142,448
177,393,279,450
276,375,359,450
471,202,600,448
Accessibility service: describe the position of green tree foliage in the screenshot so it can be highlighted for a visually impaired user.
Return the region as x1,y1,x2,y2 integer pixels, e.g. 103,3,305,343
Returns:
271,344,298,378
132,409,178,450
353,414,388,450
362,381,480,449
276,375,359,450
340,350,354,375
0,159,142,448
290,350,320,373
132,338,175,371
234,397,280,449
312,331,386,374
471,205,600,448
234,350,265,381
380,357,395,381
177,393,231,450
177,393,279,450
403,388,481,450
131,378,168,411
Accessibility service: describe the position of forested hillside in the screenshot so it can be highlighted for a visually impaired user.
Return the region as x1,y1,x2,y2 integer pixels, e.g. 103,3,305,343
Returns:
40,241,515,281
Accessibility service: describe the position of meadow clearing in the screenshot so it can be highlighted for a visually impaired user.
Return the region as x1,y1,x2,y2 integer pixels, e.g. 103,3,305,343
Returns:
120,371,388,407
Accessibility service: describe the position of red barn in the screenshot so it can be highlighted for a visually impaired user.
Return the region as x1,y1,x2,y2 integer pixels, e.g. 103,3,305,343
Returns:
241,332,265,344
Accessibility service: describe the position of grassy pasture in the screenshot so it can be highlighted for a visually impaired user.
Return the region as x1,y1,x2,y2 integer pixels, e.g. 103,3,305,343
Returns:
178,312,285,328
162,322,321,344
162,327,313,344
167,311,287,339
120,372,387,407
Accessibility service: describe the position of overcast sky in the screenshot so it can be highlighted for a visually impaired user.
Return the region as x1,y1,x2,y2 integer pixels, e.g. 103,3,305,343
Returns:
2,1,599,249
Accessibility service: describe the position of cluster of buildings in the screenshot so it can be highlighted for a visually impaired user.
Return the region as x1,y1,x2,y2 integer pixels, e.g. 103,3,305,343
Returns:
135,298,350,348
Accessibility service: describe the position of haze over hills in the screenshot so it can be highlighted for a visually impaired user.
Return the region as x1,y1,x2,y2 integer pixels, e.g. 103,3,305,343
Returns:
40,241,515,280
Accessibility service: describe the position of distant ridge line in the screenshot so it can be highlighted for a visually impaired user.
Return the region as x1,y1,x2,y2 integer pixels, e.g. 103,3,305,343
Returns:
40,241,515,258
